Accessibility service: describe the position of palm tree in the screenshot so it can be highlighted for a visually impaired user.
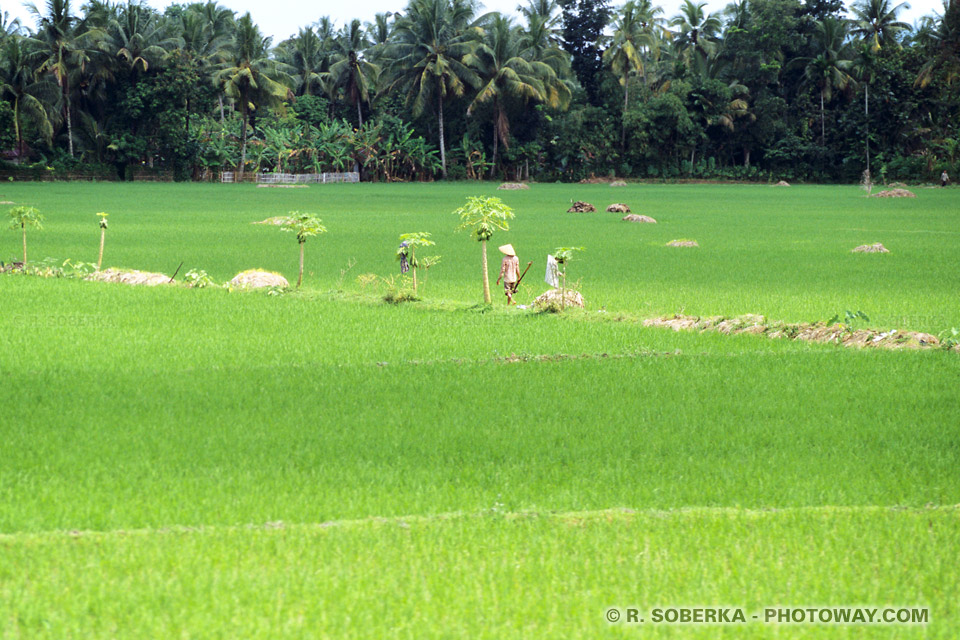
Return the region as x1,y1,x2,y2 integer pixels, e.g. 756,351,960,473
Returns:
669,0,721,69
387,0,481,178
0,36,55,157
28,0,89,157
104,0,180,75
454,195,514,304
280,27,327,96
851,41,878,171
466,14,567,176
182,1,235,120
916,0,960,88
794,18,855,145
328,19,380,127
851,0,912,50
604,1,659,146
214,13,292,179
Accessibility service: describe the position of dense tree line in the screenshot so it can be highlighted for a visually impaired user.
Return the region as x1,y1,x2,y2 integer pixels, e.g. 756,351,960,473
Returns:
0,0,957,182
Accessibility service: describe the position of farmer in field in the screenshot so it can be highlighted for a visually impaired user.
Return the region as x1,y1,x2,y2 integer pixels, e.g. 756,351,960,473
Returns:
941,170,949,187
496,244,520,305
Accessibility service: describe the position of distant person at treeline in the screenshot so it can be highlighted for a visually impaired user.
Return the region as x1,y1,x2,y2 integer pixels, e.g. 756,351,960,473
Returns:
942,170,949,187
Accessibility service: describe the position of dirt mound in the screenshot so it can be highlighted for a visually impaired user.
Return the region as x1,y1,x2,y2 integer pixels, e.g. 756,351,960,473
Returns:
534,288,585,309
623,214,656,223
772,180,790,187
667,240,699,247
0,200,15,204
497,182,529,190
567,201,596,213
610,180,627,187
873,189,915,198
88,268,171,286
851,243,889,253
256,184,308,189
888,182,909,188
642,313,944,351
230,269,289,289
579,176,624,184
252,216,289,226
606,203,631,213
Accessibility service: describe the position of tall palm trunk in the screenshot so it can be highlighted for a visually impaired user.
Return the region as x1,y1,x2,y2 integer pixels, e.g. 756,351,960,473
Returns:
481,239,490,304
239,92,248,180
820,89,825,146
622,81,629,149
437,85,447,179
14,99,22,158
490,101,500,179
356,98,363,128
62,81,74,157
864,82,870,172
298,241,304,288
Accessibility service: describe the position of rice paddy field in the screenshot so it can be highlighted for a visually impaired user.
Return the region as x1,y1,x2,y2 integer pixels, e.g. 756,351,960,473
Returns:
1,181,958,638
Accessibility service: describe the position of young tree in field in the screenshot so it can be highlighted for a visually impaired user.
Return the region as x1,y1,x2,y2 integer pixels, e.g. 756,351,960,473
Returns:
552,245,583,310
96,211,108,270
280,211,326,288
396,231,435,294
8,206,43,264
454,196,515,304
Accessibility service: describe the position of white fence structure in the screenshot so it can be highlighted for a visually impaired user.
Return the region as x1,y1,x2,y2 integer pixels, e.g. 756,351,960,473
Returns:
220,172,359,184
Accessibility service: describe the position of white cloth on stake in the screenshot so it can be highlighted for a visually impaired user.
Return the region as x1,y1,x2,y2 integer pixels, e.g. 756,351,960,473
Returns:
545,254,560,288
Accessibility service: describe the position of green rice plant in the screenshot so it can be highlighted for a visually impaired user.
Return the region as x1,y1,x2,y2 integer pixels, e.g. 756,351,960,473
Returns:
454,196,515,304
7,205,43,264
279,211,326,288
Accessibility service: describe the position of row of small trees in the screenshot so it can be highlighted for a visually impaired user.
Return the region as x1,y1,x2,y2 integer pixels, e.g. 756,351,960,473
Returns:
8,197,582,307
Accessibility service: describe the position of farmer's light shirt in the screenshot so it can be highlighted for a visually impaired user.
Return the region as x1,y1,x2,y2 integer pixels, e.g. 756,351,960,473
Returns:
500,255,520,283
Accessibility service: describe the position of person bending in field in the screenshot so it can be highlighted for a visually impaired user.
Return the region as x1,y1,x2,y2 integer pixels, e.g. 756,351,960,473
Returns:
496,244,520,305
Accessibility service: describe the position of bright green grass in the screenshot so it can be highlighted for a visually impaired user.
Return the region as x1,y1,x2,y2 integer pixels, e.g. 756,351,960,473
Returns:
1,183,958,638
3,181,959,331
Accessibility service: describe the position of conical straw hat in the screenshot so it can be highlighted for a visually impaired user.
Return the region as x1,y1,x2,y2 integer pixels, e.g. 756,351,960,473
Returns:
499,244,516,256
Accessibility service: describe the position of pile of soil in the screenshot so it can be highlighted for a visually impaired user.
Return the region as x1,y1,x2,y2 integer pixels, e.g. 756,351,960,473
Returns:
567,201,596,213
888,182,909,188
534,288,585,309
873,189,915,198
606,203,631,213
579,175,624,184
623,214,657,223
643,313,947,351
851,243,890,253
230,269,289,289
88,268,171,286
667,240,699,247
497,182,529,190
252,217,288,225
772,180,790,187
610,180,628,187
256,184,309,189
